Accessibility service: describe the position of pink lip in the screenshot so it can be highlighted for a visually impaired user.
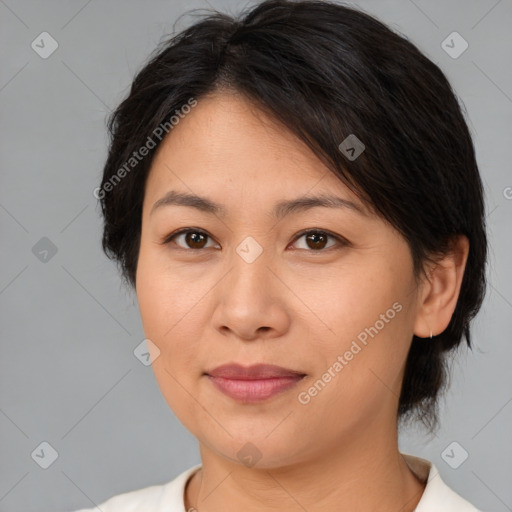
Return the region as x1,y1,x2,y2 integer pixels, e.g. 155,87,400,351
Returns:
205,363,306,403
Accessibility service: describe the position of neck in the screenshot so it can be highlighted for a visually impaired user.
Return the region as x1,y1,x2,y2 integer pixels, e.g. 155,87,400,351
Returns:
184,423,426,512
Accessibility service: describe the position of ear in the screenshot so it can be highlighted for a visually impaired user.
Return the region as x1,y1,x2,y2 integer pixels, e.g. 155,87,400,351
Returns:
413,235,470,338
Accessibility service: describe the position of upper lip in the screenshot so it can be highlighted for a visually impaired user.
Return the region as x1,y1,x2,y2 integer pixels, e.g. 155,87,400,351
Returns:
205,363,306,380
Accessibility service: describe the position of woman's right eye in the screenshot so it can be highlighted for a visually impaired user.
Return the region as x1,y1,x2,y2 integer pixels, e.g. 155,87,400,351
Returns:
163,228,218,250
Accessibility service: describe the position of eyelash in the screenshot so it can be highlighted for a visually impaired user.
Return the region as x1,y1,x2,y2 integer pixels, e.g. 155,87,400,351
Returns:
161,228,348,253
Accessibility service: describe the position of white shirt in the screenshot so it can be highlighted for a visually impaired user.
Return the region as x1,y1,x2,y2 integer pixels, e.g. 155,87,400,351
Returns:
72,452,483,511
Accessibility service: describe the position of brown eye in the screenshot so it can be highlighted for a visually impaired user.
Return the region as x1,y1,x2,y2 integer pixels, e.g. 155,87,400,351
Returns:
183,231,208,249
305,232,328,250
165,229,216,250
292,230,343,252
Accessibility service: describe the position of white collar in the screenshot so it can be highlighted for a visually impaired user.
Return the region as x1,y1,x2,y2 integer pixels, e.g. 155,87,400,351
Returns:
401,452,481,511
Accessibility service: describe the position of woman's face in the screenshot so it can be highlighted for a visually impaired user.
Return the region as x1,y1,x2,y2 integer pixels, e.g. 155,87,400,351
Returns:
136,92,424,468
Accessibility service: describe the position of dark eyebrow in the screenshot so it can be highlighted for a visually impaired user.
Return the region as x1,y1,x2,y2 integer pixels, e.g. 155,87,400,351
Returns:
150,190,369,218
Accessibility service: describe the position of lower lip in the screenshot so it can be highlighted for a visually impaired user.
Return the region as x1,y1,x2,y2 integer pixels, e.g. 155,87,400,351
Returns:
206,375,305,403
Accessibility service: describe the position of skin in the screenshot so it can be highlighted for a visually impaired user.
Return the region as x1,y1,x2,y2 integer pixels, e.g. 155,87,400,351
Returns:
135,90,469,512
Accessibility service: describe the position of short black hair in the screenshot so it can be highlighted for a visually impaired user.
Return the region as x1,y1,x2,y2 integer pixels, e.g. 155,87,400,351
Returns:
98,0,488,433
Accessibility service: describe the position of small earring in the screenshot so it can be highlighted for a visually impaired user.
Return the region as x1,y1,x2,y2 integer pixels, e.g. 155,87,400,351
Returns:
429,328,433,339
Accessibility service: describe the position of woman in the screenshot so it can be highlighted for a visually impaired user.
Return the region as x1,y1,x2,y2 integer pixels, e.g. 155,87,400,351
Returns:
78,0,487,510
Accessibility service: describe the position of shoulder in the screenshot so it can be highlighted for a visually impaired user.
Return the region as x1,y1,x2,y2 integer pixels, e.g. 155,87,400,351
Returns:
401,452,484,512
70,464,202,512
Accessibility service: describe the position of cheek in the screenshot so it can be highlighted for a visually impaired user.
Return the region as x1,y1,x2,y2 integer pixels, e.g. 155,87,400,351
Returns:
136,245,204,342
305,265,413,399
135,256,206,412
313,268,397,341
136,252,202,420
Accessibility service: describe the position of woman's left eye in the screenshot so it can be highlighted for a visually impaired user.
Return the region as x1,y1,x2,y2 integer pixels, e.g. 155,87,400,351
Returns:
291,230,344,251
162,228,346,252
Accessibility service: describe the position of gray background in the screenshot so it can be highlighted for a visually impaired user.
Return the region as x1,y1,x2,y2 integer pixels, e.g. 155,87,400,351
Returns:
1,0,511,511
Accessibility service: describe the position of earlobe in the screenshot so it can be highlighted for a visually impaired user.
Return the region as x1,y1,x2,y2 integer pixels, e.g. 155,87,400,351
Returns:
413,235,470,339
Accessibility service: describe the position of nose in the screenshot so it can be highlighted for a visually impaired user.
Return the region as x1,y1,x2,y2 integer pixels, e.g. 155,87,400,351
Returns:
210,239,291,341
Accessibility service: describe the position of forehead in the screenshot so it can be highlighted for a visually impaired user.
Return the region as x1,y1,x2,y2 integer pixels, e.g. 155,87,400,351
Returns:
144,92,364,208
151,93,323,175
